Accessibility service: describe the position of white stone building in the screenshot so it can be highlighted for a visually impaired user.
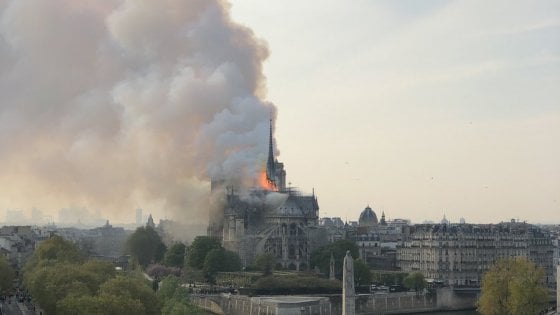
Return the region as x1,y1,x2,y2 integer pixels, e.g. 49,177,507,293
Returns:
397,222,554,287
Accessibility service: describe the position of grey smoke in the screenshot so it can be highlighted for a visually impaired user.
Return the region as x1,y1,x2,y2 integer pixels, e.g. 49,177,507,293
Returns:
0,0,276,225
237,191,289,209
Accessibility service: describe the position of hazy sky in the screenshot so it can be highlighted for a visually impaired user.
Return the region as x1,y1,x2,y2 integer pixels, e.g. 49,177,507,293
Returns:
229,0,560,224
0,1,558,226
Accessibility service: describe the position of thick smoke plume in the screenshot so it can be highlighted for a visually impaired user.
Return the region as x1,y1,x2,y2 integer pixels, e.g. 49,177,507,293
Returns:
0,0,276,226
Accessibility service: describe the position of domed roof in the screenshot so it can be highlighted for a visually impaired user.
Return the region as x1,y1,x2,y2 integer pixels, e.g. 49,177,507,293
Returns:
359,206,378,226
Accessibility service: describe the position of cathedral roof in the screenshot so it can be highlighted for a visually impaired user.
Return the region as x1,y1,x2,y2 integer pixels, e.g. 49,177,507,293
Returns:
274,194,318,217
358,205,378,226
320,217,334,226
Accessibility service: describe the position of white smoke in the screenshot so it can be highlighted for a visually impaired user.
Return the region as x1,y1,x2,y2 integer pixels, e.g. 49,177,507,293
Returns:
0,0,276,224
236,190,288,208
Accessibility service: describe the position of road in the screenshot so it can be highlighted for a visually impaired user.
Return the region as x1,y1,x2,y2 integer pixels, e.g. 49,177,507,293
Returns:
0,297,37,315
1,301,22,315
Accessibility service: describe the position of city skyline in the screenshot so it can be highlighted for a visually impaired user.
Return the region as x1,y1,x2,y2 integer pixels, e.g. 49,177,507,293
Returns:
230,0,560,224
0,204,556,227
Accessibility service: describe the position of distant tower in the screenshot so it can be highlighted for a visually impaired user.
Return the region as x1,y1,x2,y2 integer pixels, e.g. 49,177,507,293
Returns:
31,208,43,224
329,252,336,280
136,208,143,226
380,211,387,225
342,251,355,315
146,214,155,229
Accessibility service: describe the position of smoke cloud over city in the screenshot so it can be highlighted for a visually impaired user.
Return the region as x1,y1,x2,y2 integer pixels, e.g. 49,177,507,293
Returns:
0,0,276,224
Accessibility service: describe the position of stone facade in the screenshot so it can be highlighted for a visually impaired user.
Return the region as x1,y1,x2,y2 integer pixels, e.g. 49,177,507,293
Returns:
219,188,320,270
354,207,410,271
0,226,36,269
397,222,554,286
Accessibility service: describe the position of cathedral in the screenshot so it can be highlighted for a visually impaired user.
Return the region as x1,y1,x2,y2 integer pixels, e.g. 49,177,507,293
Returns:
208,121,322,270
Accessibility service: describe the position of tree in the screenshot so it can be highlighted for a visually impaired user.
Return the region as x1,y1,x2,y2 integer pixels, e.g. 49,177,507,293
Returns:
371,271,408,286
403,271,426,293
24,234,165,315
23,237,110,314
146,264,181,280
253,274,341,295
162,299,206,315
0,256,14,294
57,294,145,315
158,275,205,315
255,253,275,276
310,239,359,280
81,260,117,287
26,262,158,315
203,248,241,282
164,242,186,268
25,263,100,314
353,259,372,286
25,235,84,272
99,276,161,315
187,236,221,269
223,250,242,272
478,257,548,315
157,275,181,301
126,226,166,267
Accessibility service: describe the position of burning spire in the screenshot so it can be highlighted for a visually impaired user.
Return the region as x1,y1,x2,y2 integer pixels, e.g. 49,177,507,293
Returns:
266,118,277,187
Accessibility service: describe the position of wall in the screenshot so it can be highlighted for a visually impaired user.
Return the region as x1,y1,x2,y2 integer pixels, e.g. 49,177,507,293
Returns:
191,296,225,315
192,294,332,315
355,293,436,315
435,288,479,311
192,288,478,315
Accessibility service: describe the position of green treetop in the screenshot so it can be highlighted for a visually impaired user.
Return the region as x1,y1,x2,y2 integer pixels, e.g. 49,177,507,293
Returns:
187,236,221,269
164,242,186,268
126,226,166,267
403,271,426,293
310,239,370,285
0,256,15,294
477,257,548,315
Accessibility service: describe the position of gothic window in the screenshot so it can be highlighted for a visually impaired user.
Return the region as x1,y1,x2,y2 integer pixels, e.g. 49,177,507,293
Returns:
289,245,295,258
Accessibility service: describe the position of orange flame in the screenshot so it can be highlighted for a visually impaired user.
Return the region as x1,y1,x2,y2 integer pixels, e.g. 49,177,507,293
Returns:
258,170,278,191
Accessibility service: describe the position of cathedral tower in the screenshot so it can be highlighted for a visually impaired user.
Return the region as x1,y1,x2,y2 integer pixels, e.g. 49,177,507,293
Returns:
266,119,286,191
